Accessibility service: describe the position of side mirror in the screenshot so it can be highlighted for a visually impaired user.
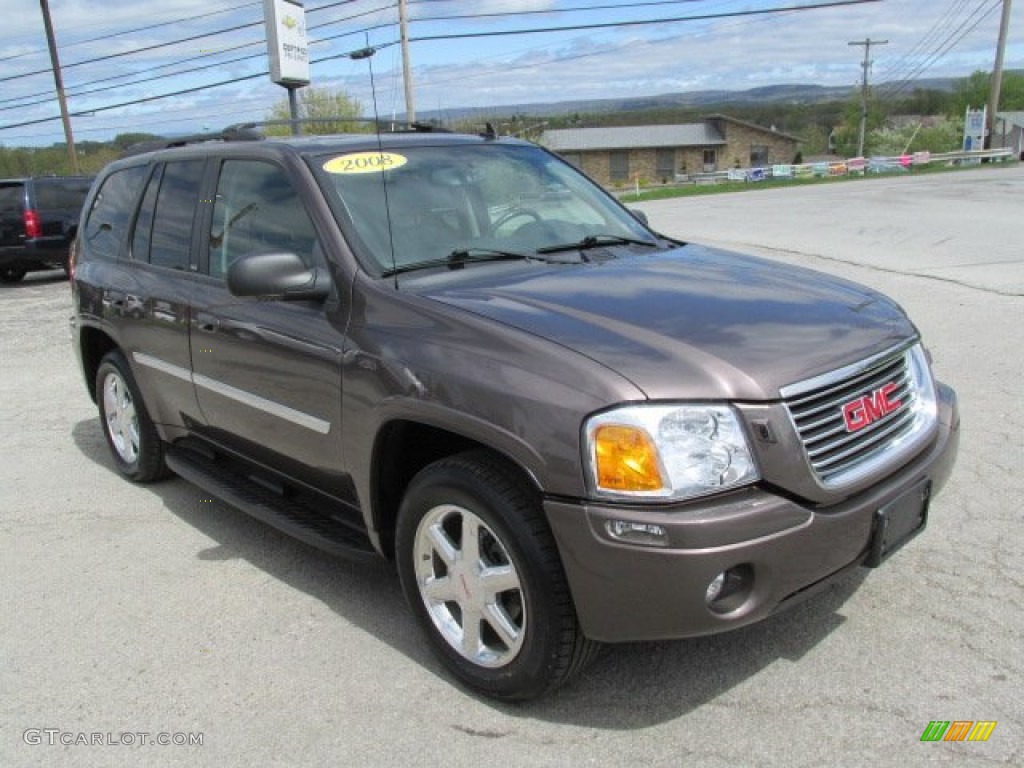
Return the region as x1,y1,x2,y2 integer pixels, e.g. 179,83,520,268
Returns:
227,252,330,301
629,208,649,226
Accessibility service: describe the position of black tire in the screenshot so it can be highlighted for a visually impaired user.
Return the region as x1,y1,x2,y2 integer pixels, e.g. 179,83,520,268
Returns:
0,267,27,283
95,350,171,483
396,450,599,700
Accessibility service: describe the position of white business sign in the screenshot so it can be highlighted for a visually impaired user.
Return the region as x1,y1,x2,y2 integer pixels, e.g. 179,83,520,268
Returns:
962,106,986,152
264,0,310,85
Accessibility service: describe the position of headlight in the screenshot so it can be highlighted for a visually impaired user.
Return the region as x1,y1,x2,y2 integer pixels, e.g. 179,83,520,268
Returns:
584,404,759,501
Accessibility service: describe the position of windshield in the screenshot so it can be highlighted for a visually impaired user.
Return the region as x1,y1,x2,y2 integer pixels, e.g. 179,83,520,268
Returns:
311,143,656,274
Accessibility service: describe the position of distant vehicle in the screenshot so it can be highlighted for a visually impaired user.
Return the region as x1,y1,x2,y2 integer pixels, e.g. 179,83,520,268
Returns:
0,176,94,283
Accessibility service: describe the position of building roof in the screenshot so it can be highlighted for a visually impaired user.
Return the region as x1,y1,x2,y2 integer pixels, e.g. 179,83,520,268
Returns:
996,111,1024,129
541,123,726,152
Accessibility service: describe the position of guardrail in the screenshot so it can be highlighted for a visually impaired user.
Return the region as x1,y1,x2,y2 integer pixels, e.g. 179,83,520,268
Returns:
675,147,1016,186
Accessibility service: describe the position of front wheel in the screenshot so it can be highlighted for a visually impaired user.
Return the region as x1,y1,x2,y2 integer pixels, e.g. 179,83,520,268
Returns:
396,451,598,700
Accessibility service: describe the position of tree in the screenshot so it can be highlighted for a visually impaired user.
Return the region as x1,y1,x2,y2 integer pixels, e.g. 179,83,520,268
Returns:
265,87,365,135
830,91,886,157
951,70,1024,118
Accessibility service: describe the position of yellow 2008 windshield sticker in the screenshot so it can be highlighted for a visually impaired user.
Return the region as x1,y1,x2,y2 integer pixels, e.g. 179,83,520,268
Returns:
323,152,407,174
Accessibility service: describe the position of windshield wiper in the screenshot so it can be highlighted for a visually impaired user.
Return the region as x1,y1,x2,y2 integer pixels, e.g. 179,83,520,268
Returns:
535,234,660,254
383,247,534,277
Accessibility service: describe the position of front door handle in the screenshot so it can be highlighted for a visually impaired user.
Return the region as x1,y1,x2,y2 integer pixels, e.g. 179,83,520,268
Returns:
194,312,220,333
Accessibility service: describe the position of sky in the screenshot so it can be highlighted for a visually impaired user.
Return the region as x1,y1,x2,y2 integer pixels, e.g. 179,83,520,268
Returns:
1,0,1021,146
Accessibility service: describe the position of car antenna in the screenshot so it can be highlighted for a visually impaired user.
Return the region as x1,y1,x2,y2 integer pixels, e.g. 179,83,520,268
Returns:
354,39,400,287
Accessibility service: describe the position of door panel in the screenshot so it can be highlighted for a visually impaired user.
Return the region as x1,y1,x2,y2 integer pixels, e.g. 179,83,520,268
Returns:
189,159,348,495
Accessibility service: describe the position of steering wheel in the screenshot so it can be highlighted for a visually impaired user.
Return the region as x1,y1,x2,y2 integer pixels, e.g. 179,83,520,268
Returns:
492,208,542,233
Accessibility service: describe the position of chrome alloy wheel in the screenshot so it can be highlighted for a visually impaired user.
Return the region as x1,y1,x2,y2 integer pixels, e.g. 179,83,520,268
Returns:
102,370,140,464
413,504,526,668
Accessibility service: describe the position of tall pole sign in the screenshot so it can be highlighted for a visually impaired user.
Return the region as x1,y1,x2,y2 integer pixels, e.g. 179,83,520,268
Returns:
263,0,310,135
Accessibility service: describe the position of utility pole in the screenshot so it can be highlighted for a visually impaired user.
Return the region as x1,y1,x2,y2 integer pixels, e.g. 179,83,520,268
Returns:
39,0,79,174
398,0,415,122
985,0,1013,149
848,38,887,158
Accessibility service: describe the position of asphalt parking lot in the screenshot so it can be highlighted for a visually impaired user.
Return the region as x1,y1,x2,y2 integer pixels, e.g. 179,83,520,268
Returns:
2,164,1021,767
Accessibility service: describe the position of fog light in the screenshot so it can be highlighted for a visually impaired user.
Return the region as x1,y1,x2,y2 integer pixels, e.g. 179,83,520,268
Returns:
605,520,669,547
704,564,754,614
705,572,726,603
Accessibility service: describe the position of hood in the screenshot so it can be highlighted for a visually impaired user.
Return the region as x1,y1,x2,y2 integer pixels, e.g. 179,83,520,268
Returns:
401,244,916,400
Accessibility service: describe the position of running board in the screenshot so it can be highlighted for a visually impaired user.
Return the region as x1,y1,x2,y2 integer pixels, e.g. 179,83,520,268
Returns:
165,445,378,562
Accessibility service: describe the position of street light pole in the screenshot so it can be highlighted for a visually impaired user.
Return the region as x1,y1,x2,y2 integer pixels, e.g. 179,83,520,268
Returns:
39,0,79,174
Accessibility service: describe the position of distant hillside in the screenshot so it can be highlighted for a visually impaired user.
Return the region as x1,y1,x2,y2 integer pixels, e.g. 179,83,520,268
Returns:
419,76,972,122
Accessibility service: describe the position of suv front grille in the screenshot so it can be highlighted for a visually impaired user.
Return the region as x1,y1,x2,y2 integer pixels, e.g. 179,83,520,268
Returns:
782,344,937,488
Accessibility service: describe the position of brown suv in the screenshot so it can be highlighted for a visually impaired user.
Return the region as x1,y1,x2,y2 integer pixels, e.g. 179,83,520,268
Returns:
70,125,959,700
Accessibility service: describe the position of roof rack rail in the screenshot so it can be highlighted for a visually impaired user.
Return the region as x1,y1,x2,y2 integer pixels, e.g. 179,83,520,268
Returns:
119,127,262,158
223,117,451,135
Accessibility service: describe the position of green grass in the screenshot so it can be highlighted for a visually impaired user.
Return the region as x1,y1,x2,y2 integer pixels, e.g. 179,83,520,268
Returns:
615,159,1019,202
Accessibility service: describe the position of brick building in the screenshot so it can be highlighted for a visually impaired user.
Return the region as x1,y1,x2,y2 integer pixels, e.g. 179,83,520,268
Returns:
540,115,801,186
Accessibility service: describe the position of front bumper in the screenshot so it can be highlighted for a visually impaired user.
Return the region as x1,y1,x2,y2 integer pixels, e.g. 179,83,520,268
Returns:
545,383,959,643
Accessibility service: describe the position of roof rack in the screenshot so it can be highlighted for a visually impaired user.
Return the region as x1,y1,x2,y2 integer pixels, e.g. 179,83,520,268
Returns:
119,127,262,158
224,117,450,135
118,118,451,159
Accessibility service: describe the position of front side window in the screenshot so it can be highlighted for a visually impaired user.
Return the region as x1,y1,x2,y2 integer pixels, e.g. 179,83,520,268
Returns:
83,166,147,261
311,143,655,274
750,145,770,168
207,160,319,279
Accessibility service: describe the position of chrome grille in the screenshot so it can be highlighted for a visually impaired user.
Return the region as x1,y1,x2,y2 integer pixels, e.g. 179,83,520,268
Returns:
784,348,918,485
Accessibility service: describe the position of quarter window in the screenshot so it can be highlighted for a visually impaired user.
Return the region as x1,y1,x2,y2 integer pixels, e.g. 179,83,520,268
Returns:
83,166,147,261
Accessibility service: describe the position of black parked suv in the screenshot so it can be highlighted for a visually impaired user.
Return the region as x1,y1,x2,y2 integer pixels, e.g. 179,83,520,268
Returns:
0,176,93,282
70,124,959,699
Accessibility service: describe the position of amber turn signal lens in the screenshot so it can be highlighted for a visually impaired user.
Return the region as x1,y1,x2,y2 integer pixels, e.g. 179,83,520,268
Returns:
593,425,665,492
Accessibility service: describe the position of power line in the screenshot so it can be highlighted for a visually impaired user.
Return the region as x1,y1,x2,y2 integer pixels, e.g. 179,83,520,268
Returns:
877,0,1002,102
3,1,261,62
0,1,388,85
0,41,400,132
408,0,881,42
0,2,397,106
0,0,882,136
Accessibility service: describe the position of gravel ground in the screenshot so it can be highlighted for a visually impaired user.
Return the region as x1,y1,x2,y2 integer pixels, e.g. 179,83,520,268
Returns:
1,164,1021,767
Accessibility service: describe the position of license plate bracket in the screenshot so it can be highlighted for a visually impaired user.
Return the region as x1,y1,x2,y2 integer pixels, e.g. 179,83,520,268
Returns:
864,480,931,567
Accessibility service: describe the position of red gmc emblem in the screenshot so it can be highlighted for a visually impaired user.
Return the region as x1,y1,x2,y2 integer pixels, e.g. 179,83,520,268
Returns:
842,382,902,432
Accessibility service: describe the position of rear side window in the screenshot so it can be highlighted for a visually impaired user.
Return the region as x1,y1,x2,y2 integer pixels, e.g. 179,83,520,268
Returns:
33,179,93,210
0,183,24,214
148,160,205,271
83,166,147,261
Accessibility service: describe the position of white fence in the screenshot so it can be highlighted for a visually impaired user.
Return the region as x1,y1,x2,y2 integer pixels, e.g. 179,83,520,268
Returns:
677,147,1016,186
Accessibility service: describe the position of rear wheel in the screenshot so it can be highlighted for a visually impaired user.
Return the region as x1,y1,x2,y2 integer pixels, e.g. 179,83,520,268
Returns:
0,267,26,283
95,350,170,483
396,451,599,700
